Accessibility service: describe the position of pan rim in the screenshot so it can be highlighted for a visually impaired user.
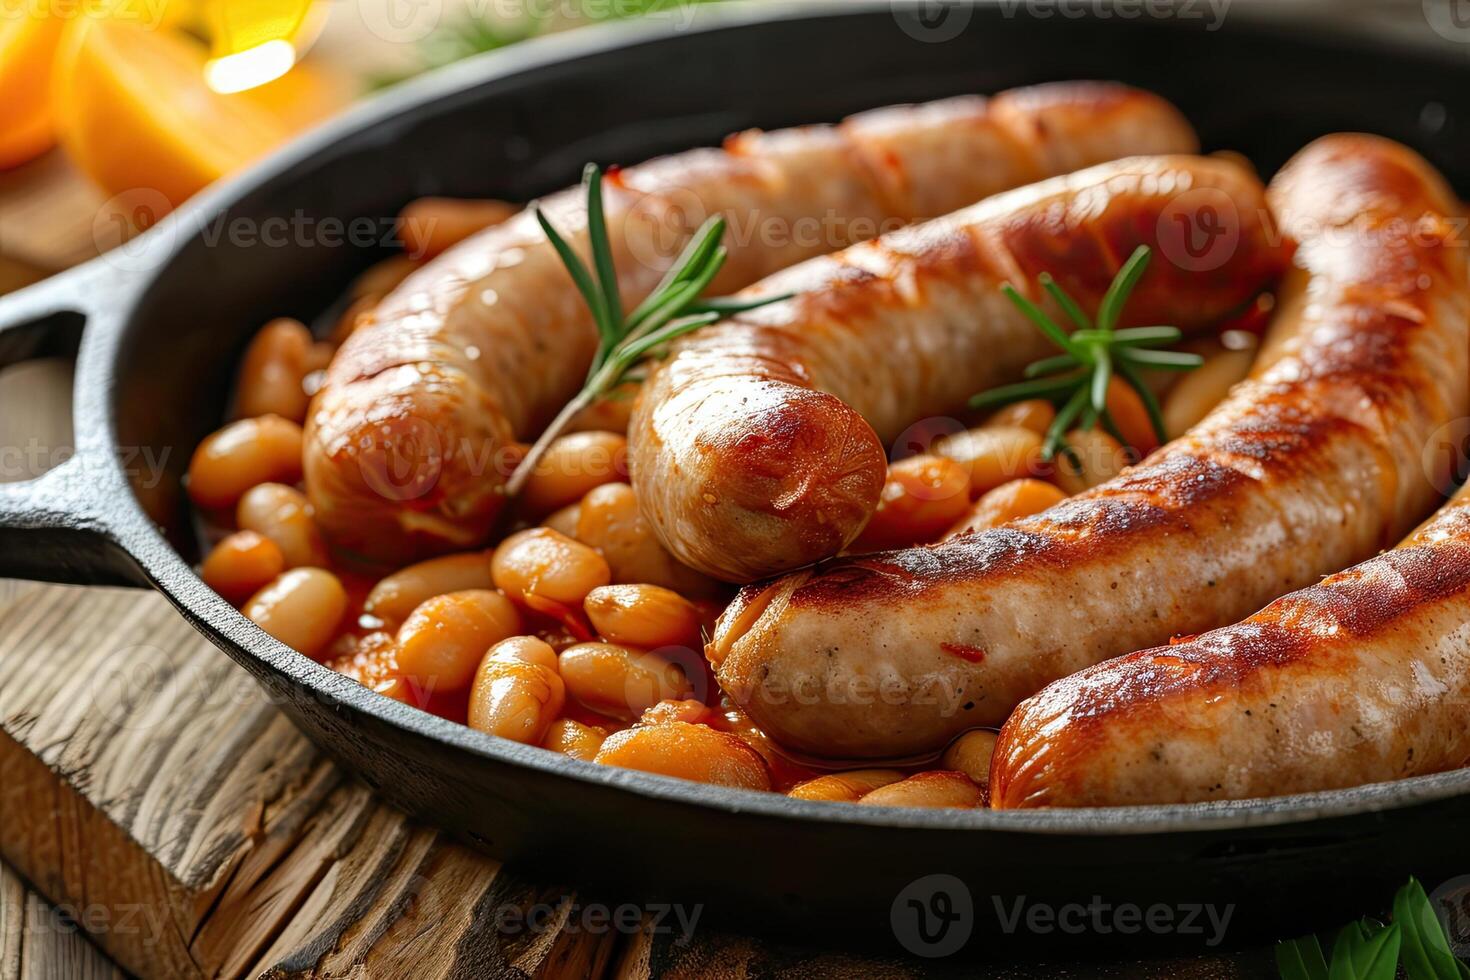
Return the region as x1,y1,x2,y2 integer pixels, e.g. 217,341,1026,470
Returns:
76,0,1470,839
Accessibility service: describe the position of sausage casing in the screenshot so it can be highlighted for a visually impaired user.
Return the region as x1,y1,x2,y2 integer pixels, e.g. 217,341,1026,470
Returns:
710,135,1468,760
304,83,1197,566
630,155,1283,581
991,485,1470,808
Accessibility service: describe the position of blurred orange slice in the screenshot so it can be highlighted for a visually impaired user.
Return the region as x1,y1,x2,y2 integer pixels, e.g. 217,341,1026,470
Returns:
0,9,66,169
54,16,292,208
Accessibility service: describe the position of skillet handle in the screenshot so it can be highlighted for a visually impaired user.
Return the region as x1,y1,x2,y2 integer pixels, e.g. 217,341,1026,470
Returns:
0,261,151,587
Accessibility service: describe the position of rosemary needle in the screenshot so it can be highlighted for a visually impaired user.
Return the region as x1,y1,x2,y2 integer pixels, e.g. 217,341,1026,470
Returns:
969,246,1202,461
504,164,791,499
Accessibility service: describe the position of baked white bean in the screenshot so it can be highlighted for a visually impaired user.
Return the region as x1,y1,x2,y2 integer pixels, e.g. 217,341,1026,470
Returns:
566,381,639,435
242,568,347,660
330,294,377,346
304,340,336,374
233,318,313,423
187,415,303,510
934,425,1046,497
1163,346,1257,439
396,197,517,260
858,771,984,809
1103,377,1160,455
200,530,285,604
395,590,521,692
639,699,714,727
541,718,609,761
584,584,700,649
940,731,999,788
541,502,582,538
468,636,566,744
787,769,905,803
850,455,971,552
486,634,559,671
491,528,611,608
557,642,692,720
945,479,1067,539
573,483,721,597
517,431,628,517
347,254,419,301
236,483,329,569
365,552,494,626
987,399,1055,436
1052,428,1128,496
593,722,772,790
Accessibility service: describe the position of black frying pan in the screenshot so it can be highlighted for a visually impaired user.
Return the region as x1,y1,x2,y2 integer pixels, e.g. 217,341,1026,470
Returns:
4,0,1470,956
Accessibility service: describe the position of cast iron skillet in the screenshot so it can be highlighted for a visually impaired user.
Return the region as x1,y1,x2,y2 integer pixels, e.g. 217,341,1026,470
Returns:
4,0,1470,953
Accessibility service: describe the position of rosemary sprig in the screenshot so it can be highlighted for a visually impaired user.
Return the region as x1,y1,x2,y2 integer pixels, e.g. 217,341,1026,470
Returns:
1276,877,1468,980
504,164,791,499
968,245,1202,462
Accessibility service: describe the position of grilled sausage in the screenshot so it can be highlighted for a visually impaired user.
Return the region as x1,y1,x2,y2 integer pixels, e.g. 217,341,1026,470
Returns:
991,485,1470,808
304,83,1197,566
710,134,1468,760
630,155,1282,582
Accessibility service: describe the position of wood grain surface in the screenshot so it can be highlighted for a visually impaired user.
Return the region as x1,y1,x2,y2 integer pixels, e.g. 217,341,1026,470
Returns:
0,863,123,980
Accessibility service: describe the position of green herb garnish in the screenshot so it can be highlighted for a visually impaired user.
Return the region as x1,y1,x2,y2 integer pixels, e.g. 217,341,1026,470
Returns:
1277,877,1469,980
504,163,790,499
968,245,1201,462
1396,877,1470,980
1277,931,1332,980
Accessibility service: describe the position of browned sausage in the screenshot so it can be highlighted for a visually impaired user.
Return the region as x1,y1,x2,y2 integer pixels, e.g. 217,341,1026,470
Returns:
629,155,1283,582
303,83,1197,566
710,134,1467,761
991,485,1470,808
